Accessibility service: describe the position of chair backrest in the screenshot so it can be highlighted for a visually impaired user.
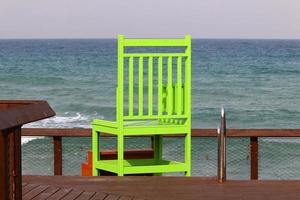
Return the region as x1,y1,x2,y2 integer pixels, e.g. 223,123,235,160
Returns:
116,35,191,126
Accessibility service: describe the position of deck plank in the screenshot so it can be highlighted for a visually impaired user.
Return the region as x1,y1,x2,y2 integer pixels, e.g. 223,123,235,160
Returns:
75,191,96,200
23,176,300,200
47,188,72,200
32,186,60,200
60,190,82,200
119,196,134,200
22,184,40,195
23,185,49,200
104,194,120,200
89,193,108,200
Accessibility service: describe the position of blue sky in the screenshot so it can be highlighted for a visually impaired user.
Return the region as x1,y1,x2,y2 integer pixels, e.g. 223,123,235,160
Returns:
0,0,299,39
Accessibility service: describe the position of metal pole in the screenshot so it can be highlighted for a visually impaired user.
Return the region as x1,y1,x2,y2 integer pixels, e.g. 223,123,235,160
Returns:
218,107,226,182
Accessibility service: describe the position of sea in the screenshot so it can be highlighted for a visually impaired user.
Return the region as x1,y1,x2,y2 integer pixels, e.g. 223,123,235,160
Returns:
0,39,300,179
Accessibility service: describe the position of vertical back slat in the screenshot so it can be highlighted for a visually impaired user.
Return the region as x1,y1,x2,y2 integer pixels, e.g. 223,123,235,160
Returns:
184,35,192,119
158,56,163,116
128,56,134,117
184,57,188,115
177,56,182,115
117,35,124,125
167,56,173,115
148,57,153,116
138,57,143,116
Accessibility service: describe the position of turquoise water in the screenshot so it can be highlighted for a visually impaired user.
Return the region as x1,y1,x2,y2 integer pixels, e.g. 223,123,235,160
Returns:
1,39,299,128
1,39,300,178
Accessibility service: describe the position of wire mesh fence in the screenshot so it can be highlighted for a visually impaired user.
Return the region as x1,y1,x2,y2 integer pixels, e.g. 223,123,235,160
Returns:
226,137,250,180
259,137,300,180
21,136,300,179
62,137,90,175
22,137,53,175
192,137,217,177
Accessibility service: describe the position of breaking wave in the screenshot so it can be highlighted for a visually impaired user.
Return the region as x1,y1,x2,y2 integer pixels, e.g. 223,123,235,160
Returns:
22,112,103,144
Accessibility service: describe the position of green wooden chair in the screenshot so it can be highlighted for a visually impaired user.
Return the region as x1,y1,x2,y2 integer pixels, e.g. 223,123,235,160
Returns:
92,35,192,176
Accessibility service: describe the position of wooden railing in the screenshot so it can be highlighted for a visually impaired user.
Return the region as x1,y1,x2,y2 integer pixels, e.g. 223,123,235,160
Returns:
21,127,300,179
0,100,55,200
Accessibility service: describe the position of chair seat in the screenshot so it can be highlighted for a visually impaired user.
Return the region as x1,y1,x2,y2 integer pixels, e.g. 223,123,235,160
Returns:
92,118,189,135
93,159,187,174
124,119,186,126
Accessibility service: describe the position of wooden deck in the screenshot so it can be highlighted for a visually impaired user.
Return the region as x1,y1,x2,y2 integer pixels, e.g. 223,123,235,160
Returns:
23,176,300,200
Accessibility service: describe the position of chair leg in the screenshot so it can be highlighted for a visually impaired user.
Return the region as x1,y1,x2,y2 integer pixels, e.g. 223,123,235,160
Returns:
154,135,163,176
92,128,99,176
117,134,124,176
185,131,191,176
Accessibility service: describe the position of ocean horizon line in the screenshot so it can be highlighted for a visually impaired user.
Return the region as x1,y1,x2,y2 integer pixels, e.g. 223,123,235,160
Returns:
0,37,300,40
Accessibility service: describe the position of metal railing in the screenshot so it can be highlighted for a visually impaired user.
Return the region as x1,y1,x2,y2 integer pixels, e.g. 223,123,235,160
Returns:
217,108,226,182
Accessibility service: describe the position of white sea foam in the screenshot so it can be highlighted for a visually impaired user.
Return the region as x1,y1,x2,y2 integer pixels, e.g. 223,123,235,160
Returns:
22,112,103,144
21,136,44,145
24,112,93,128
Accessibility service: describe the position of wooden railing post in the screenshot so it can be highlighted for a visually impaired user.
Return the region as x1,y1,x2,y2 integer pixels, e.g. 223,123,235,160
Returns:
0,130,9,200
53,136,62,175
9,127,22,200
0,127,22,200
250,136,258,180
